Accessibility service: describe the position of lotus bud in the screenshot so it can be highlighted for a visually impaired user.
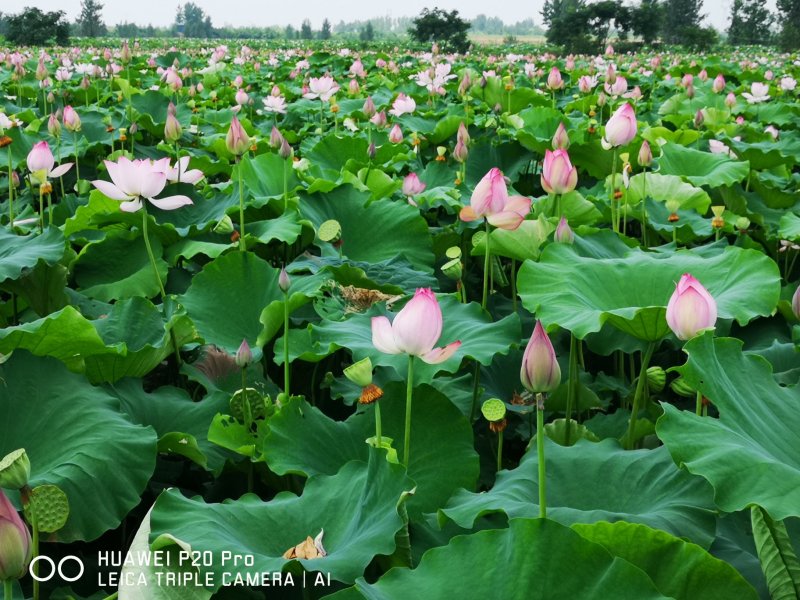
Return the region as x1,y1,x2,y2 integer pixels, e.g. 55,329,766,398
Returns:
0,490,32,581
0,449,30,490
11,171,19,188
686,83,695,98
269,126,284,149
279,138,292,160
792,285,800,320
62,105,81,132
712,73,725,93
235,339,253,368
638,140,653,167
47,113,61,137
666,273,717,341
226,115,250,156
120,40,132,64
362,96,376,118
597,92,607,107
164,112,182,143
735,216,750,232
694,110,704,128
546,67,563,90
349,79,360,95
167,101,177,117
368,142,377,160
370,110,386,128
554,217,574,244
388,124,403,144
278,267,291,293
35,58,47,81
402,173,426,197
458,73,471,96
604,103,637,147
46,91,55,104
541,149,578,195
453,139,469,163
457,121,470,146
605,64,616,84
725,92,736,108
520,321,561,394
552,122,569,150
646,366,666,392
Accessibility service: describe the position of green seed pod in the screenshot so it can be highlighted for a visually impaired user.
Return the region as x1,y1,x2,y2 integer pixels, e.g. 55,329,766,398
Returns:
0,449,30,490
646,366,666,392
670,376,696,398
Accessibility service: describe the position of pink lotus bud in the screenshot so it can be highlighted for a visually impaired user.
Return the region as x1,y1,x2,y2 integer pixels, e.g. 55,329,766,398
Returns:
565,56,576,71
541,149,578,195
367,142,377,160
736,116,745,125
371,288,461,363
638,140,653,167
458,73,471,96
11,171,20,188
453,139,469,163
226,115,250,156
686,83,695,99
551,122,569,150
694,110,704,128
164,112,182,143
546,67,563,90
698,69,708,81
233,75,243,89
270,126,284,149
682,74,693,87
605,64,616,84
120,40,132,64
27,141,55,173
47,113,61,137
554,216,574,244
362,96,376,118
597,91,607,107
167,102,177,117
712,74,725,93
235,339,252,367
666,273,717,341
197,82,204,93
460,167,531,230
765,70,774,81
279,267,291,293
46,91,55,104
402,173,426,197
35,58,47,81
605,44,614,56
349,79,360,95
725,92,736,108
520,321,561,394
765,125,779,140
370,110,387,128
62,105,81,132
457,121,470,146
793,285,800,320
235,89,249,106
604,103,637,147
279,138,292,160
0,490,32,581
388,124,403,144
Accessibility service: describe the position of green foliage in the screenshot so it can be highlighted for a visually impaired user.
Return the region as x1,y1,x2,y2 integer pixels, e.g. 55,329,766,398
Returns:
408,7,471,53
174,2,214,38
777,0,800,49
320,18,332,40
542,0,631,53
300,19,313,40
78,0,106,37
728,0,774,45
5,7,69,46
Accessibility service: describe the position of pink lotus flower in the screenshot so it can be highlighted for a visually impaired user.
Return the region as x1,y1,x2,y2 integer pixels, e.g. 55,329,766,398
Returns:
235,89,249,106
62,105,81,132
371,288,461,364
520,321,561,394
303,75,339,101
0,490,32,581
155,156,204,185
666,273,717,340
389,93,416,117
26,141,72,185
402,173,426,196
460,167,531,230
349,59,367,78
262,95,287,114
712,74,725,93
638,140,653,167
792,285,800,320
554,216,574,244
551,122,569,150
604,77,627,97
388,124,403,143
226,115,250,156
541,149,578,195
725,92,737,108
603,102,637,147
546,67,563,90
91,156,193,212
742,82,769,104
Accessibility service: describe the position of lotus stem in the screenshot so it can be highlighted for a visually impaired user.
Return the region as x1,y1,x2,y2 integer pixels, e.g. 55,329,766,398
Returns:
375,401,382,448
511,259,517,313
536,392,546,518
696,390,703,416
4,580,12,600
72,130,80,183
482,220,491,310
641,168,648,246
38,185,44,233
7,150,13,225
625,341,656,450
283,291,290,395
496,429,504,472
565,333,578,445
141,208,166,298
237,157,246,250
610,148,618,233
403,354,414,467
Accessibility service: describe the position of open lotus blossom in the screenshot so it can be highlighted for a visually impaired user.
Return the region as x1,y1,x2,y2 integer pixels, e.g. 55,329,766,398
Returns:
389,93,416,117
742,82,770,104
92,156,194,212
666,273,718,340
303,75,339,101
26,141,72,185
520,321,561,394
262,95,287,114
152,156,204,185
780,76,797,92
460,167,531,230
371,288,461,364
541,149,578,195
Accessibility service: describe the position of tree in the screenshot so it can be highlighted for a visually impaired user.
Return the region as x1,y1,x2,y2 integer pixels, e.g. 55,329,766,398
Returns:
285,24,296,39
662,0,704,44
300,19,313,39
777,0,800,49
728,0,773,45
6,7,70,45
77,0,106,37
542,0,590,50
177,2,213,38
631,0,663,45
320,18,331,39
408,7,471,53
360,21,375,41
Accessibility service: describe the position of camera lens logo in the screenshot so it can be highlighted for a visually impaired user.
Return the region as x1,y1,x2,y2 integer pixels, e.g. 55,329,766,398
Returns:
29,556,84,583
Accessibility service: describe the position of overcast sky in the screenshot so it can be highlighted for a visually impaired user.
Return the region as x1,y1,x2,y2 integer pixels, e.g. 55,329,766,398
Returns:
13,0,778,32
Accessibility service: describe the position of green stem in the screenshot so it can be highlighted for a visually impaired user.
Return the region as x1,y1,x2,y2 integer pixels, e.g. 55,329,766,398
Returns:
565,333,578,445
496,429,503,472
31,509,39,600
7,150,13,225
237,157,246,250
610,148,618,233
536,393,546,518
283,159,289,212
695,390,703,416
142,208,166,298
72,130,80,183
47,193,52,226
482,220,491,310
38,186,44,232
470,361,481,422
101,593,119,600
403,355,414,467
375,401,382,448
5,579,13,600
511,259,517,314
625,342,656,450
641,169,648,246
283,292,290,395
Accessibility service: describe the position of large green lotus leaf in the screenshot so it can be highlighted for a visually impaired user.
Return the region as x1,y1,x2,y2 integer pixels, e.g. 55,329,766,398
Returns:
778,213,800,242
299,186,434,272
625,172,711,213
439,438,717,547
656,334,800,520
517,243,780,340
309,296,521,384
330,518,668,600
727,137,800,170
304,134,398,180
149,450,411,586
234,152,300,201
112,380,230,472
515,106,568,154
0,352,157,542
658,142,750,187
0,227,65,283
72,230,167,301
180,251,320,355
464,140,531,188
572,521,757,600
262,383,479,519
